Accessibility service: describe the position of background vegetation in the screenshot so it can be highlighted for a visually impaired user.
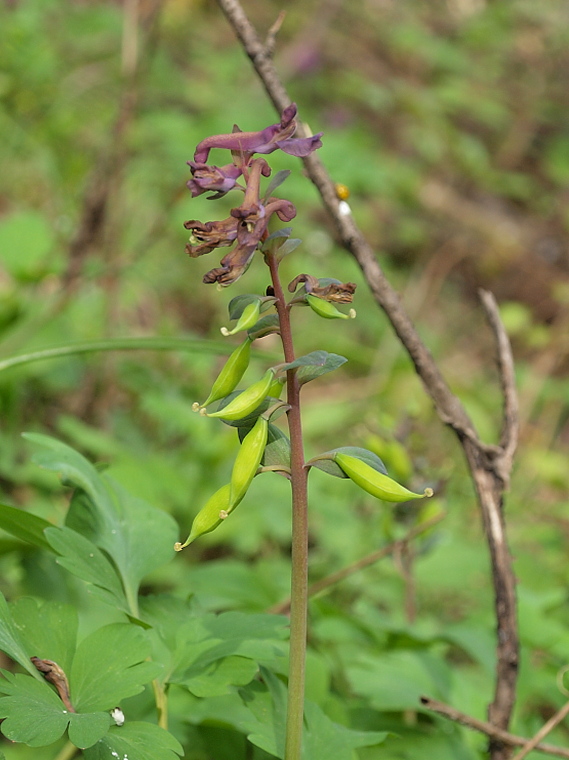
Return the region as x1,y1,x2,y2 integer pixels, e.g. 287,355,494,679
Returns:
1,0,569,757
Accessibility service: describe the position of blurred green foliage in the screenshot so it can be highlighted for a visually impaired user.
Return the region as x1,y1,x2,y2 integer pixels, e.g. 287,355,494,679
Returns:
1,0,569,757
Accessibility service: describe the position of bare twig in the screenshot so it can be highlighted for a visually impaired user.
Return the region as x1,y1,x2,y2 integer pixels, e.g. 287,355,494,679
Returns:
268,511,446,615
421,697,569,760
511,701,569,760
215,2,520,757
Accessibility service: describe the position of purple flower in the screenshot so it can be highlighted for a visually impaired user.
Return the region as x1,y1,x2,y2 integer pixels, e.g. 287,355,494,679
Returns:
186,161,243,198
193,104,323,164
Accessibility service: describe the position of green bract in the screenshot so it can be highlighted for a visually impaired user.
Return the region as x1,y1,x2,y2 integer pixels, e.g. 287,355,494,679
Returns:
306,294,355,320
175,483,231,549
334,453,432,503
197,338,252,409
229,415,269,508
206,369,275,421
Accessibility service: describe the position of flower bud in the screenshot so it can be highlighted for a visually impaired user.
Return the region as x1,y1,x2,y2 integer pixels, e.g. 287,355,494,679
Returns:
175,483,232,549
335,453,433,503
229,415,269,508
207,369,275,421
221,300,261,336
197,338,252,409
306,294,355,320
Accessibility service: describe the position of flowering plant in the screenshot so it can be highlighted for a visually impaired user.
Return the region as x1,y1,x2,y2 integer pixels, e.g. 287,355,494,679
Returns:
178,104,432,760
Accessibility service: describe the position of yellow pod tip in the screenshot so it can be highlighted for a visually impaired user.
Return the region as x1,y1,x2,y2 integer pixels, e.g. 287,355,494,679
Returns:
424,487,434,498
174,542,184,552
220,327,230,336
192,402,201,412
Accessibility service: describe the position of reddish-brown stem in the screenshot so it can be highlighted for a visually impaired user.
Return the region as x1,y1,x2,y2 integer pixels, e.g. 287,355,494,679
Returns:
267,253,308,760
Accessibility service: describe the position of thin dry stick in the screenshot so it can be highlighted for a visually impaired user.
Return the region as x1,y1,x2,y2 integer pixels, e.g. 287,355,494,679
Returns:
268,511,446,615
510,701,569,760
421,697,569,760
215,3,520,758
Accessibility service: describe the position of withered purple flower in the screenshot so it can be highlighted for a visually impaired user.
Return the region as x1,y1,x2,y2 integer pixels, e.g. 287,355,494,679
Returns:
184,217,239,257
288,274,357,303
186,161,243,198
199,159,298,286
194,104,323,164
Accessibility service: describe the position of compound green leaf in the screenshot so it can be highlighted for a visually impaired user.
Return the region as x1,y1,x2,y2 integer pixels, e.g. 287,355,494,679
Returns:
0,671,109,748
0,672,72,746
83,722,183,760
71,624,162,713
44,527,127,611
25,434,178,610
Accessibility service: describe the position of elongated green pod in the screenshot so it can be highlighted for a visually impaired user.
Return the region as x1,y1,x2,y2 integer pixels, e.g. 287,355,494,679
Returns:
206,369,275,421
335,453,432,503
229,415,269,508
174,483,232,550
196,338,252,410
268,376,285,399
307,294,355,320
221,300,262,336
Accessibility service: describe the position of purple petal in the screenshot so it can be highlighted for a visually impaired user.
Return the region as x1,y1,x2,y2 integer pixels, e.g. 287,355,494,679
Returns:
276,133,323,157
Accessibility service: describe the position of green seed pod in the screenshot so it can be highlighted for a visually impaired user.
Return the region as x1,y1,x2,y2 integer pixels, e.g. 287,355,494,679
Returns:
221,300,261,336
174,483,231,550
335,453,433,503
229,415,269,508
198,338,252,409
207,369,275,421
268,376,285,399
306,294,355,320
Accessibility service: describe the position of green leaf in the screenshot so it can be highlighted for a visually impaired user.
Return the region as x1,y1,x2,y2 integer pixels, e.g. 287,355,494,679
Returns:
280,351,348,385
0,502,52,551
25,433,178,609
71,624,162,713
0,593,40,678
171,612,288,685
347,650,451,711
45,527,128,610
303,701,388,760
263,170,291,199
10,598,78,675
307,446,388,479
0,672,73,747
83,722,183,760
262,424,291,469
183,655,259,697
0,671,110,748
67,711,112,749
242,669,388,760
273,237,302,261
243,668,287,758
247,313,280,340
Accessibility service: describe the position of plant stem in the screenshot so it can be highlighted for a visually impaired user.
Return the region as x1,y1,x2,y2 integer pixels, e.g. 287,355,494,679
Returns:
268,254,308,760
54,741,78,760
